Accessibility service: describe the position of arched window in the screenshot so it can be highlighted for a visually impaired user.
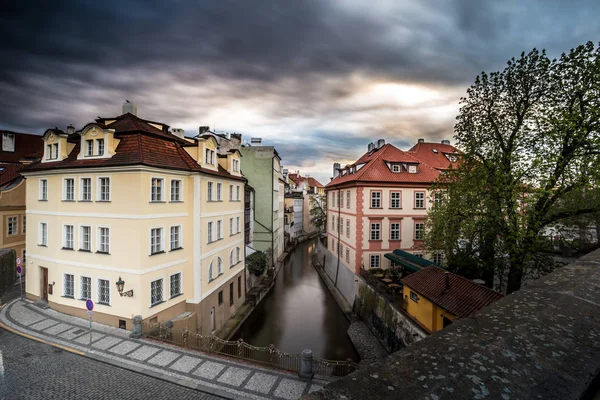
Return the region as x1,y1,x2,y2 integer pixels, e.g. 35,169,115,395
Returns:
236,247,240,263
209,260,214,280
217,257,222,275
230,249,234,267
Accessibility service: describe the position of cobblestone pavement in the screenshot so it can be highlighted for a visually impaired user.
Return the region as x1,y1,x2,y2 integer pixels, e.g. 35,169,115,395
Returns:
346,321,389,364
0,327,220,400
0,300,326,400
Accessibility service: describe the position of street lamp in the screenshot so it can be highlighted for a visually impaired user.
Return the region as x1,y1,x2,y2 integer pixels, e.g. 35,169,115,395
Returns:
116,276,133,297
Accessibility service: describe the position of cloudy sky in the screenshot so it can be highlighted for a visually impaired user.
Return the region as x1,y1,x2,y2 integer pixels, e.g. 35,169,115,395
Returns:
1,1,598,184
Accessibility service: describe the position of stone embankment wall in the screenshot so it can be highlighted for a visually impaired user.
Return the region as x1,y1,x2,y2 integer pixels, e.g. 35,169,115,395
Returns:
315,241,355,308
303,248,600,400
354,276,427,353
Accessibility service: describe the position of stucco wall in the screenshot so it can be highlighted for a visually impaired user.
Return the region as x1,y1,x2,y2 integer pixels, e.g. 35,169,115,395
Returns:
316,241,355,308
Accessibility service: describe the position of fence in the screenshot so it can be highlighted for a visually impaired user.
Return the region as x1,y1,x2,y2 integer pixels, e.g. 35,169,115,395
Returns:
141,322,358,378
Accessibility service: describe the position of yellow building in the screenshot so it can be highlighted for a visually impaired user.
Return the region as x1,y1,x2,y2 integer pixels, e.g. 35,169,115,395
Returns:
401,266,503,333
22,109,246,334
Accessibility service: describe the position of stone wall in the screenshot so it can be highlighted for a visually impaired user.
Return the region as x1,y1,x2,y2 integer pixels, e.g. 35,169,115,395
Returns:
303,248,600,400
354,276,427,353
315,241,355,308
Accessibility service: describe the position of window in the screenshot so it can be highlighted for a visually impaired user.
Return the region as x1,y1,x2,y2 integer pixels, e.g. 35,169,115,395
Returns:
434,192,443,207
53,143,58,159
390,192,401,208
370,254,380,269
230,249,235,267
392,164,401,173
433,253,444,265
64,225,74,249
150,278,164,306
80,276,91,300
233,159,239,172
2,132,15,152
217,257,223,275
207,221,213,242
217,220,222,239
86,140,93,156
216,183,222,201
218,290,223,305
207,182,213,201
151,178,163,201
390,223,401,240
81,178,91,201
236,247,240,263
63,274,74,298
80,226,91,251
96,139,104,156
205,148,215,165
331,216,335,231
340,191,344,208
170,226,181,250
236,186,240,201
410,291,419,303
230,217,234,235
39,179,47,200
151,227,163,254
408,165,417,174
98,227,110,253
236,217,240,233
230,282,234,305
7,217,17,236
414,191,425,209
337,191,340,207
64,178,75,201
371,191,381,208
238,276,242,298
346,248,350,263
170,180,181,201
346,220,350,237
170,273,182,298
414,222,425,240
339,217,343,233
47,143,58,160
98,279,110,305
370,223,381,240
99,177,110,201
229,184,234,201
347,191,350,208
22,216,26,234
209,261,214,280
415,253,424,258
39,223,47,246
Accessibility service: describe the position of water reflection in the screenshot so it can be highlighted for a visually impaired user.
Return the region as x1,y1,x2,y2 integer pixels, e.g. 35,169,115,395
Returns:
233,240,359,362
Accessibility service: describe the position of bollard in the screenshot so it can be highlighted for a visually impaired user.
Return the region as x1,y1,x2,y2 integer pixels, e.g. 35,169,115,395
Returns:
130,315,142,338
299,349,314,379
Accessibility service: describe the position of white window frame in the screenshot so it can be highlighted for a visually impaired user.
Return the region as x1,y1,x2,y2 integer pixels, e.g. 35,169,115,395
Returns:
80,177,92,201
229,184,234,201
229,217,234,236
392,164,401,173
414,191,425,209
236,216,240,233
371,191,381,208
217,257,223,275
390,222,401,240
96,138,104,156
346,191,350,208
433,253,444,265
39,222,48,246
39,179,48,201
97,226,110,253
63,273,75,298
169,272,182,298
370,222,381,241
80,275,92,300
63,178,75,201
170,179,182,202
207,181,213,201
230,249,235,267
207,221,213,243
414,222,425,241
170,225,182,250
236,247,241,263
209,260,214,280
216,220,222,240
150,278,164,307
370,254,380,269
236,185,240,201
216,183,222,201
22,215,26,235
150,177,164,202
346,248,350,263
97,177,111,201
150,227,164,255
80,225,91,251
97,278,111,305
7,216,18,237
346,220,350,237
86,139,93,157
390,191,401,209
63,224,74,249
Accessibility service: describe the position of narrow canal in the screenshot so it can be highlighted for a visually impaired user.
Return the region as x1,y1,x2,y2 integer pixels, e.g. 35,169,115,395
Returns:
233,239,360,362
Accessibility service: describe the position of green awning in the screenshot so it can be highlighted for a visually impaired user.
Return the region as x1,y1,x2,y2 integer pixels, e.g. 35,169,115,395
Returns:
384,249,434,273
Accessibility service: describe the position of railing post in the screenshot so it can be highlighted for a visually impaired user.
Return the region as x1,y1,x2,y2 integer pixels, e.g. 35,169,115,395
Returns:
299,349,314,379
130,315,142,339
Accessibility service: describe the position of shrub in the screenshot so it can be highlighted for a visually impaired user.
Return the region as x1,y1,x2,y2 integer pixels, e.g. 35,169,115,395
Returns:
246,251,267,276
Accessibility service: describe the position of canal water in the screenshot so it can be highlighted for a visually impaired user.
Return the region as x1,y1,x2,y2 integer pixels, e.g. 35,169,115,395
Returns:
232,239,360,362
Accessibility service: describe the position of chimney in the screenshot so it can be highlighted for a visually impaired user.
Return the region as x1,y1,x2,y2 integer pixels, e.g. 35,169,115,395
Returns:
376,139,385,148
171,128,185,139
444,271,450,291
250,138,262,146
66,124,75,135
441,139,450,145
368,142,375,152
283,168,288,177
418,138,425,143
122,100,137,116
230,133,242,149
333,162,341,178
199,126,210,135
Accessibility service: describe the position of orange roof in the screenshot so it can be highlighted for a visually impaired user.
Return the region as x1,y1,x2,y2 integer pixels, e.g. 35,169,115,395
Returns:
326,143,443,188
402,267,503,318
306,176,324,188
408,142,459,171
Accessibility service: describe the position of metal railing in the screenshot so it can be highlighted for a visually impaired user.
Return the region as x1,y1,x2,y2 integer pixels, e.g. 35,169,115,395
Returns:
141,323,358,378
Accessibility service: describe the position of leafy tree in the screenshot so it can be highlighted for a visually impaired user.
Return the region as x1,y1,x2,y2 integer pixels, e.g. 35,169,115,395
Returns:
246,251,267,276
427,41,600,294
309,194,327,233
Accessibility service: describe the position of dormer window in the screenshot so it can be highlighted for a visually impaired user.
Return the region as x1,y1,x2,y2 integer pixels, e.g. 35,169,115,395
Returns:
408,165,417,174
97,139,104,156
432,149,438,154
233,159,239,172
446,154,458,163
2,132,15,152
86,140,93,156
205,148,215,165
47,143,58,160
392,165,401,173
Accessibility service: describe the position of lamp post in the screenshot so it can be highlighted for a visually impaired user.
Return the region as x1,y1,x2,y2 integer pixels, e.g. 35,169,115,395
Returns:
116,276,133,297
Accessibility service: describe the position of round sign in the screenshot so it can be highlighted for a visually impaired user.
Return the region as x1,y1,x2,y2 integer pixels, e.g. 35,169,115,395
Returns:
16,265,22,275
16,257,21,266
85,299,94,311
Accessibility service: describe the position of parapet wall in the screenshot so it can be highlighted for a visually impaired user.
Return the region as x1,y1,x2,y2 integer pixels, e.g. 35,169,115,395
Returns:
303,248,600,400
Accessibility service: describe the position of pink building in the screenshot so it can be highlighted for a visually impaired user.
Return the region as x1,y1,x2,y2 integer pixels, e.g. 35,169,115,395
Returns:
325,139,459,275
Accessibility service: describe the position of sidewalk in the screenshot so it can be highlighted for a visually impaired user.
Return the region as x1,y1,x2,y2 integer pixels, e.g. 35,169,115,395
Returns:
0,299,326,400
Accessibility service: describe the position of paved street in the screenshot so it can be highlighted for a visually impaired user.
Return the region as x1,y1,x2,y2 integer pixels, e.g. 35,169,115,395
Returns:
0,327,221,400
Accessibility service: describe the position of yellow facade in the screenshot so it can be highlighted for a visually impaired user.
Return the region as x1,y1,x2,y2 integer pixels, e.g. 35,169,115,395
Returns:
0,179,27,267
24,123,246,333
402,285,455,333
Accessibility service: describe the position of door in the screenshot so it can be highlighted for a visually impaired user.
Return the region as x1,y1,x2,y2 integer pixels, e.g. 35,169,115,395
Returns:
41,267,48,301
210,307,215,332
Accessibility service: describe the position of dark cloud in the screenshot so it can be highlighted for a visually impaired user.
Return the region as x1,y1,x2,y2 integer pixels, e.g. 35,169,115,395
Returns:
0,0,598,184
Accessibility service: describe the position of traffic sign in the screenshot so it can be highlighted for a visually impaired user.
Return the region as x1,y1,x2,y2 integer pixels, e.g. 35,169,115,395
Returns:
87,310,93,316
16,265,22,275
16,257,21,266
85,299,94,311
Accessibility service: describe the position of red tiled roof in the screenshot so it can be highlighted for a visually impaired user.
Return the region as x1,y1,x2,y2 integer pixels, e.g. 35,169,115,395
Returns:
408,142,460,171
94,113,189,144
0,163,25,187
0,131,44,163
307,177,324,188
326,143,442,188
402,267,503,318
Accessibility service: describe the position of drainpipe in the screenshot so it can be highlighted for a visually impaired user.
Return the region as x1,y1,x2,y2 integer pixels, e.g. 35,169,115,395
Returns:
271,155,275,268
335,188,341,286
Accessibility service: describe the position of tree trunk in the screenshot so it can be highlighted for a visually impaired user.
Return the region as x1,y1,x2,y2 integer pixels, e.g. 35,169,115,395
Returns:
506,261,523,294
